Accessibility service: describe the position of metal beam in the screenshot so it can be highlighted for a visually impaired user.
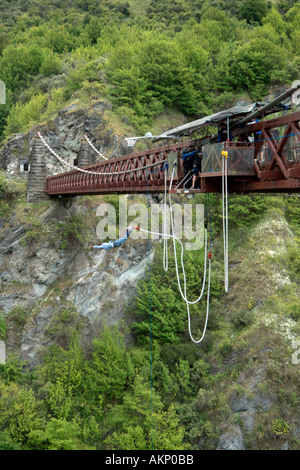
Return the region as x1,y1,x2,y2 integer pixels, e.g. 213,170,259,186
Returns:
238,84,300,126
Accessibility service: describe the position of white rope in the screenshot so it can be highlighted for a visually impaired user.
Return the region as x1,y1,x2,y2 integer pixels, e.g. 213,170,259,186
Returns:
174,170,192,190
141,164,211,344
38,130,211,343
37,132,103,175
138,225,208,305
222,151,229,292
84,134,108,160
168,165,211,343
37,132,167,176
163,166,168,271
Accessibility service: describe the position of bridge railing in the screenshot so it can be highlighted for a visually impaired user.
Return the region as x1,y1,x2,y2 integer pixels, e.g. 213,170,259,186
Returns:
45,139,198,195
202,141,255,176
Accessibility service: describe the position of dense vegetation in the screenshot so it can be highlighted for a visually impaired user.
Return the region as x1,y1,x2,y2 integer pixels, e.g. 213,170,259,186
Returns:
0,0,299,140
0,0,300,451
0,180,299,449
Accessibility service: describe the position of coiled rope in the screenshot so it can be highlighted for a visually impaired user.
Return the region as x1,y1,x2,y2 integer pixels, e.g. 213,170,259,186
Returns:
141,164,211,344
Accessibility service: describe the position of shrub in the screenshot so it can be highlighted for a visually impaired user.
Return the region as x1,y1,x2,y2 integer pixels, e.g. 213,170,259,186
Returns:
272,418,290,436
55,215,89,249
0,311,7,341
228,309,254,329
4,94,47,136
40,51,62,77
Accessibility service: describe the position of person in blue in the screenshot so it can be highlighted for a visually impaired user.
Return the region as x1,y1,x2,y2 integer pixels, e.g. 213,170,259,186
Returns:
90,226,140,250
181,148,198,188
218,122,232,142
190,150,202,189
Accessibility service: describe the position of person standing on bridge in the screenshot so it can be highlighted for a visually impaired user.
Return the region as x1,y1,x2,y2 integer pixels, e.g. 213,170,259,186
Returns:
181,148,197,189
190,149,202,190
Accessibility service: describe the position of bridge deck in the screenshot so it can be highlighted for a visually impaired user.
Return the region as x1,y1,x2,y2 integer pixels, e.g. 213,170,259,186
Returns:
44,111,300,196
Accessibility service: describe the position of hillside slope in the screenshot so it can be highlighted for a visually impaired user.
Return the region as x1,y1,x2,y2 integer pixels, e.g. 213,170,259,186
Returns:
0,0,300,452
0,167,299,449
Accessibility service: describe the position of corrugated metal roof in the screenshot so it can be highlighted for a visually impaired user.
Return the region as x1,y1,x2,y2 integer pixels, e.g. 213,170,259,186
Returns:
153,84,300,142
153,103,258,141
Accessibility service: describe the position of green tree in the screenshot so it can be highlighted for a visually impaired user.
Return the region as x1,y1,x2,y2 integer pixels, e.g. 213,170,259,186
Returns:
239,0,268,24
0,43,45,93
0,431,21,450
27,418,94,450
42,25,76,53
88,325,132,402
104,375,188,450
150,405,189,450
230,37,291,97
39,50,62,76
132,278,186,345
0,382,41,446
36,341,86,420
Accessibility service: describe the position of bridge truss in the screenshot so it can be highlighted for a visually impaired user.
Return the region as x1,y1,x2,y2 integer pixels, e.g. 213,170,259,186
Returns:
44,110,300,196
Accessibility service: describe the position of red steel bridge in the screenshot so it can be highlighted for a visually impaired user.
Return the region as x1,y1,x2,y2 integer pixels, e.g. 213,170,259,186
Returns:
44,108,300,197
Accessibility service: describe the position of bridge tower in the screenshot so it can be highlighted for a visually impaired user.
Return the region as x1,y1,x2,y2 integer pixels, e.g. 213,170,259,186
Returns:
78,137,95,167
26,135,48,203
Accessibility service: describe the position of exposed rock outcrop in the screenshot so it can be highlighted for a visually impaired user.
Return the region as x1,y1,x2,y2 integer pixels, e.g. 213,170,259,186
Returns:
0,199,153,366
0,100,131,177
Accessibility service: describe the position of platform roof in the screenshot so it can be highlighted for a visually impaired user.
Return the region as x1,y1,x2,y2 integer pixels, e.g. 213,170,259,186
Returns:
154,84,300,142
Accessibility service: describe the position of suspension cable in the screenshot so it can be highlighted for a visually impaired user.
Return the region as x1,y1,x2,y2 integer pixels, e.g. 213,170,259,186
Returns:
37,132,167,176
84,134,108,160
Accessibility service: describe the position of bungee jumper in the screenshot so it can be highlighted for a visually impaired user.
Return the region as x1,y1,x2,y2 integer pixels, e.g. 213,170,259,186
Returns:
90,226,140,250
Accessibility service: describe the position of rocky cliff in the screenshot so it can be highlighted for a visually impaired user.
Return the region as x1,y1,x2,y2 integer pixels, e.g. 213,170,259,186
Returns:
0,99,133,177
0,98,153,365
0,197,153,366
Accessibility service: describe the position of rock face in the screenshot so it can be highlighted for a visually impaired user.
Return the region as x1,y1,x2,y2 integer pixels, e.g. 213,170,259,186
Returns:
0,100,131,177
0,98,155,366
0,199,153,367
217,425,246,450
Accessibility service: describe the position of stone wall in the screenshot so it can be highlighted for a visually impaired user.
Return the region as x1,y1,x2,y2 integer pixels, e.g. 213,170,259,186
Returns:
26,137,48,203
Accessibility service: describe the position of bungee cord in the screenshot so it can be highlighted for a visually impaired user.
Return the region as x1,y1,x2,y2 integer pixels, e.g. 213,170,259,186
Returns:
168,165,211,343
222,150,229,293
140,163,211,344
163,164,169,272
